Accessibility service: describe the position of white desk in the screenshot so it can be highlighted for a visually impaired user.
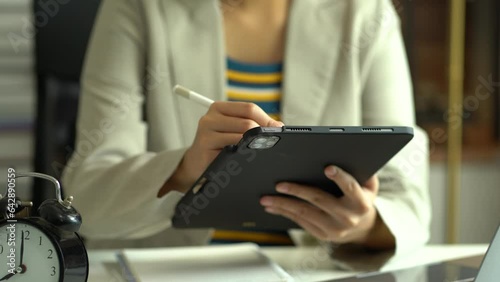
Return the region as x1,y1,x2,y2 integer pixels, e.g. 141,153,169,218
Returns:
88,244,487,282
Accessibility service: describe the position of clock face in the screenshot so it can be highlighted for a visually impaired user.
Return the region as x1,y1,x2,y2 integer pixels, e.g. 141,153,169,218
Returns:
0,221,61,282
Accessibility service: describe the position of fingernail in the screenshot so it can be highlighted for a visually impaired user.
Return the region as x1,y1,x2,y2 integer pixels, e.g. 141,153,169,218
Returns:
326,166,338,177
265,207,277,214
276,183,289,193
271,121,284,127
260,197,273,206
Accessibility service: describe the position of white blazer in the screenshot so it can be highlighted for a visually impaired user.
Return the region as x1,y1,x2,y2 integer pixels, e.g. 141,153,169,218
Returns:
62,0,431,256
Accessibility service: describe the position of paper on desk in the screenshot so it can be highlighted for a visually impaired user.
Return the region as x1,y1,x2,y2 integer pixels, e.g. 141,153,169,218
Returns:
117,243,294,282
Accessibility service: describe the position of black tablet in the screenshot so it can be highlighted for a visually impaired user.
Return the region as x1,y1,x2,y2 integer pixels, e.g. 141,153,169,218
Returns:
172,126,413,230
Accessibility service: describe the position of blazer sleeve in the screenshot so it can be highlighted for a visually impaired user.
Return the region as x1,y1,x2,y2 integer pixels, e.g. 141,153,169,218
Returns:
61,0,187,239
360,0,431,255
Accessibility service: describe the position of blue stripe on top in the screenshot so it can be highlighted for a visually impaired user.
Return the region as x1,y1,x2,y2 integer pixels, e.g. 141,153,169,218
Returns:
227,57,283,74
228,80,282,89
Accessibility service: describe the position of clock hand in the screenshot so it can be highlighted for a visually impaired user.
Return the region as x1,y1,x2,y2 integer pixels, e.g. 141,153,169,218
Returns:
19,231,24,267
0,272,15,281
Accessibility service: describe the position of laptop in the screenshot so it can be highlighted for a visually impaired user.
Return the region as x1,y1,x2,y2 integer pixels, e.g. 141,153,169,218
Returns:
331,223,500,282
475,223,500,282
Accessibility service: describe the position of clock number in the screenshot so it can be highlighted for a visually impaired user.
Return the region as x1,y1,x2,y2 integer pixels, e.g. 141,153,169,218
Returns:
50,266,56,276
48,249,54,259
23,230,30,240
39,236,42,246
0,245,3,254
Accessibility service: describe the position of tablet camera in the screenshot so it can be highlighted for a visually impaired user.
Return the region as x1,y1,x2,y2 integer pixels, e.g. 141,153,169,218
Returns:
249,136,280,149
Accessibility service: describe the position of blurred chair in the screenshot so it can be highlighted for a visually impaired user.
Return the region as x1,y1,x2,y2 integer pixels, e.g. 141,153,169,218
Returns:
33,0,101,208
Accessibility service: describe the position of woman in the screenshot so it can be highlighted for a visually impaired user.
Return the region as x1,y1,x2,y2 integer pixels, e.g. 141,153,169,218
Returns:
62,0,430,255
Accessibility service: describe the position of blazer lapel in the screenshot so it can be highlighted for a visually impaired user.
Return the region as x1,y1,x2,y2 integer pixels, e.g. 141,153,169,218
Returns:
282,0,347,125
166,0,225,102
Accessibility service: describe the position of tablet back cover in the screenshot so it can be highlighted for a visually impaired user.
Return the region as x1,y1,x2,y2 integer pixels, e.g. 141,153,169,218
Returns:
173,126,413,230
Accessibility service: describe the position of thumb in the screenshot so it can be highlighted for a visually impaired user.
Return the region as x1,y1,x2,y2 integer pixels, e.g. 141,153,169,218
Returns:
266,119,285,127
364,174,379,196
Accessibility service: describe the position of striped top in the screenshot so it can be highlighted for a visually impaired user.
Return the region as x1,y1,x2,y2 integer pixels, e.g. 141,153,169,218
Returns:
210,58,293,246
226,57,282,121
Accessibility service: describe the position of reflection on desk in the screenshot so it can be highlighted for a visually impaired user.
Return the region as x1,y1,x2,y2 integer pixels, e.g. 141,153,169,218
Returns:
331,257,481,282
88,245,487,282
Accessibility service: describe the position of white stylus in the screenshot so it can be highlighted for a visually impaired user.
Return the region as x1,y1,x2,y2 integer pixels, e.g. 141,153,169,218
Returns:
173,85,214,108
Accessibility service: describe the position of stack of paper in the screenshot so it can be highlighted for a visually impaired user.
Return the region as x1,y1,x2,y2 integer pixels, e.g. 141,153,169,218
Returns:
117,243,294,282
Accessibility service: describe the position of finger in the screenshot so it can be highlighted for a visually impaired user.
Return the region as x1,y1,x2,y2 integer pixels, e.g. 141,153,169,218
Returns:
325,166,363,198
198,132,243,150
199,114,260,133
274,183,370,229
275,182,347,217
210,101,283,127
363,175,379,195
260,196,335,232
324,166,371,213
265,206,329,241
263,201,352,243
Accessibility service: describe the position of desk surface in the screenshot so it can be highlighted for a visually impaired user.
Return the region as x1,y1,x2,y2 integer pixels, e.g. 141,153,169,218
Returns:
88,244,487,282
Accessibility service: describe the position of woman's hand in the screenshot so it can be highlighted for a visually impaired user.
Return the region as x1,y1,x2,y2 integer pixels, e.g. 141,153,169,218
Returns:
260,166,395,249
159,101,283,196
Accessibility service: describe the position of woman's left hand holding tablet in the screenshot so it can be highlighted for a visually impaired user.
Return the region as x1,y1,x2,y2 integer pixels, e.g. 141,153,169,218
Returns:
260,166,390,247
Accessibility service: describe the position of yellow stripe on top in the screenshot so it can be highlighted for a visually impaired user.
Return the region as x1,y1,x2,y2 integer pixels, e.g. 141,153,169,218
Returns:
227,70,283,84
211,230,294,245
268,113,281,121
227,91,282,102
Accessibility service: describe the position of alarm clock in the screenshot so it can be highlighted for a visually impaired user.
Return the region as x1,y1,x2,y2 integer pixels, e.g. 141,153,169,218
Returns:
0,172,88,282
